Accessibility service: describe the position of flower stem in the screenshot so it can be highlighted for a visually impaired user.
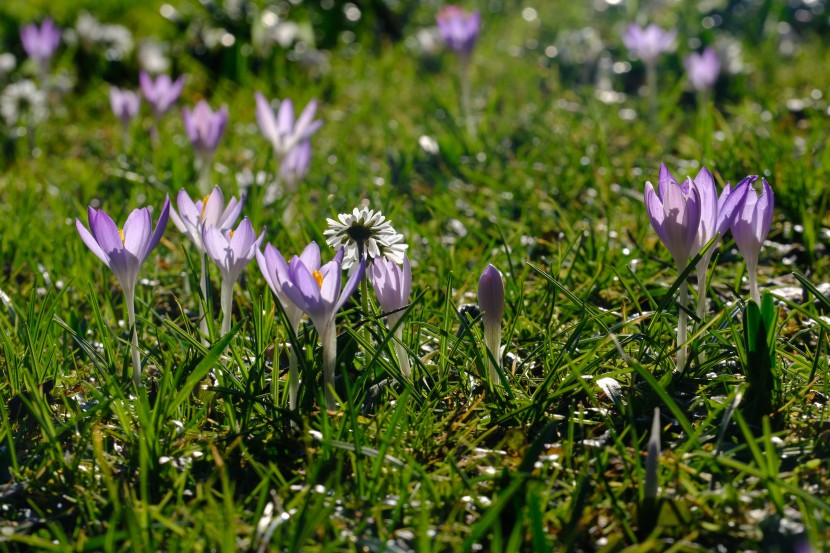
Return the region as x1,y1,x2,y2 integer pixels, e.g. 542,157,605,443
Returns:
196,154,212,195
360,274,370,343
321,323,337,411
220,279,233,337
288,342,299,410
390,320,411,380
747,259,760,304
646,60,658,125
126,287,142,387
199,253,209,344
484,320,502,387
459,55,475,137
695,261,708,321
676,278,688,374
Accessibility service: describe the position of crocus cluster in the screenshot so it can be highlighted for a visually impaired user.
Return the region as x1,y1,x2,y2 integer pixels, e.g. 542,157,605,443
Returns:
255,92,321,197
644,163,774,371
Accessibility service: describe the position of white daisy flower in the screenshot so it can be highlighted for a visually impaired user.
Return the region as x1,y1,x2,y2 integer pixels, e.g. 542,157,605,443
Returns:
324,206,408,269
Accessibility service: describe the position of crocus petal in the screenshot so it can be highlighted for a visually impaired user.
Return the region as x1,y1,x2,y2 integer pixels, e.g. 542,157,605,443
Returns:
336,258,365,312
145,197,170,257
90,209,124,256
203,225,229,274
299,241,321,271
121,208,152,258
76,219,110,266
255,92,277,143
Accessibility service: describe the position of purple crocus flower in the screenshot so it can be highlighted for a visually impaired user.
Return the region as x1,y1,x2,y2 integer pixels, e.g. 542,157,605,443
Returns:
76,198,170,304
171,186,243,341
684,48,720,92
644,165,702,373
170,187,243,254
109,87,141,127
257,241,322,409
478,264,504,385
20,19,61,68
731,177,774,303
436,6,481,57
622,23,676,64
685,169,750,317
644,164,702,271
279,140,312,191
371,255,413,379
278,246,365,410
258,242,321,335
203,217,265,335
255,92,322,158
139,71,184,118
183,100,229,156
76,197,170,386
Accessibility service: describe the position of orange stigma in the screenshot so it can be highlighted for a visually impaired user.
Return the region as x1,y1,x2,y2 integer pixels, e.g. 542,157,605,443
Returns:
200,195,210,218
312,269,324,288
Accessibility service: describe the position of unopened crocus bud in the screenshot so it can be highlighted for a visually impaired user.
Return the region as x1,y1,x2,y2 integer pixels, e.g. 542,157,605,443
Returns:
478,264,504,386
731,177,774,303
644,407,661,500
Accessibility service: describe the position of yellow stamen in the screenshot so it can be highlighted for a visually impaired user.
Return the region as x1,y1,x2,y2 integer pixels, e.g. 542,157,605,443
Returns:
119,228,125,244
200,195,210,219
229,230,235,238
312,270,324,288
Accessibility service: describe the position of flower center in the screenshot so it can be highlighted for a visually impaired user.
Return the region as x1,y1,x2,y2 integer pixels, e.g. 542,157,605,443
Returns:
312,269,324,288
345,224,372,244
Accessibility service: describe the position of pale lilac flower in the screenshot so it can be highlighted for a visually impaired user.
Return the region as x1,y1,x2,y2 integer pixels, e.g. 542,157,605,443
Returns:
644,164,702,373
257,242,321,334
75,198,170,301
170,187,243,254
257,241,322,409
436,6,480,57
139,71,184,118
280,140,312,190
622,23,676,64
278,247,365,410
203,217,265,335
75,197,170,386
644,164,702,271
255,92,322,158
20,19,61,67
183,100,229,155
684,48,720,92
371,255,413,379
731,177,774,303
478,264,504,385
109,87,141,126
172,186,243,341
686,167,750,318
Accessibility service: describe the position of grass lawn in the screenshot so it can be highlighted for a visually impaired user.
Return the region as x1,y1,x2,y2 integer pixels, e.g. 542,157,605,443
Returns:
0,0,829,550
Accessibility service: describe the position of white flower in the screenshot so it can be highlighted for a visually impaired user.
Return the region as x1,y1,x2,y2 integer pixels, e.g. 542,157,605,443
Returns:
324,206,408,269
0,80,47,126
